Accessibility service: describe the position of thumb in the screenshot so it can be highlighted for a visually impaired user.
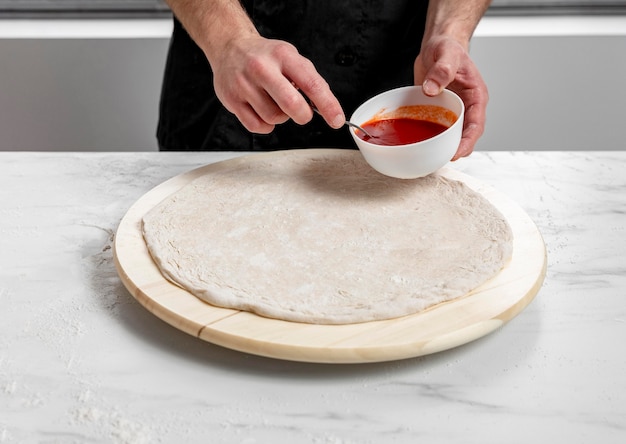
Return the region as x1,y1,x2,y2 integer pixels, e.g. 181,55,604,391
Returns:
420,43,461,97
422,78,443,96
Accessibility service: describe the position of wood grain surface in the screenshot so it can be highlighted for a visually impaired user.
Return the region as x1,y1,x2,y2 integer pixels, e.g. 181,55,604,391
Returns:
113,150,546,363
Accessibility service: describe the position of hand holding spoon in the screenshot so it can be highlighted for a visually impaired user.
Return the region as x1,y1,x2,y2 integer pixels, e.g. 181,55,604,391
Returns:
305,97,376,140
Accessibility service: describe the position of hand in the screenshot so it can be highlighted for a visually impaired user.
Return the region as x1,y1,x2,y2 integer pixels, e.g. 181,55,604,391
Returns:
414,35,488,160
210,35,345,134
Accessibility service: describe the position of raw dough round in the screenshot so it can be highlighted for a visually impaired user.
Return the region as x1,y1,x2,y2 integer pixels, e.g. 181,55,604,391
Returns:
142,150,512,324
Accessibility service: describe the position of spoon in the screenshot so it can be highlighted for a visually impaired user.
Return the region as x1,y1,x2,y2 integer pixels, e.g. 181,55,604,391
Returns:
344,120,376,141
306,99,376,140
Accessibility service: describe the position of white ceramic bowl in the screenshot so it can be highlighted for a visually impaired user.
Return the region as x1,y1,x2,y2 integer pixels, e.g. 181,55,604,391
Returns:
349,86,464,179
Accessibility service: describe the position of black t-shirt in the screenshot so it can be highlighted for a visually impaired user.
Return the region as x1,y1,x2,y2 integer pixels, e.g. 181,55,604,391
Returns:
157,0,429,151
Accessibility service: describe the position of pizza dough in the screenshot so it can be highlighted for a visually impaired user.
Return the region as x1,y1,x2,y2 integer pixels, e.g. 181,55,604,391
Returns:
142,150,513,325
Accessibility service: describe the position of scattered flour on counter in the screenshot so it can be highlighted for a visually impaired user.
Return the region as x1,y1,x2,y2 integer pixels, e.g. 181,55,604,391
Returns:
2,220,162,444
73,406,105,424
311,436,367,444
70,403,156,444
82,224,132,316
110,415,153,444
3,381,16,395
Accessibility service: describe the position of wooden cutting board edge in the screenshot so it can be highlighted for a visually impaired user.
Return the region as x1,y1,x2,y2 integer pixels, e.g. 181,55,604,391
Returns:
113,149,547,363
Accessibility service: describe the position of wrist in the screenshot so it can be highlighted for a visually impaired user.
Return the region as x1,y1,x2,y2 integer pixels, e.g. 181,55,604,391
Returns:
201,10,259,65
427,21,473,50
168,0,259,65
422,0,491,51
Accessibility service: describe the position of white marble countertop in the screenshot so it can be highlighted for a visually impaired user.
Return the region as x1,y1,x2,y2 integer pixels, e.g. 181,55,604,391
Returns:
1,151,625,443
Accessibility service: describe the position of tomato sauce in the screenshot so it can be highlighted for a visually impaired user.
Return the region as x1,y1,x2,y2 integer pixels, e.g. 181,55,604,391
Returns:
357,118,449,146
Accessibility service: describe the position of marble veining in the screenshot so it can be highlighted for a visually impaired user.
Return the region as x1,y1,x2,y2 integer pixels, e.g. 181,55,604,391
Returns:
1,151,625,443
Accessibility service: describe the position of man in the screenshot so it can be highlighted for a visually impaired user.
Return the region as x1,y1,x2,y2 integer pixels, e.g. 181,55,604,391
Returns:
158,0,491,160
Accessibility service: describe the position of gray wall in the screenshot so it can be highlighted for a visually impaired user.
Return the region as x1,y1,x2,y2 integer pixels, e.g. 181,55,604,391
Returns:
0,37,168,151
1,18,625,151
471,34,626,151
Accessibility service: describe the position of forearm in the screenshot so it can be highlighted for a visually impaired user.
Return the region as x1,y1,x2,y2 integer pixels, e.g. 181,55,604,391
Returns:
423,0,492,49
165,0,258,63
165,0,345,133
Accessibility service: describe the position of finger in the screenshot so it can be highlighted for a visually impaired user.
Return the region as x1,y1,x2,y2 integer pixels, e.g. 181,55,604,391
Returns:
413,54,427,86
300,80,344,129
263,79,314,126
422,46,463,97
216,79,281,134
244,42,317,126
452,101,485,160
234,102,276,134
225,72,291,132
456,80,488,157
284,59,344,128
247,88,292,126
452,123,481,161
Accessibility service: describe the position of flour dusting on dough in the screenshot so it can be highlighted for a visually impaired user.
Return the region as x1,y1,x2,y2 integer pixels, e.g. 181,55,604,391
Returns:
142,150,513,324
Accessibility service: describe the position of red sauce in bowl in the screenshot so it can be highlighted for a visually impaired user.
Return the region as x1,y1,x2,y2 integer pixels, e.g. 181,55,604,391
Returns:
357,118,449,145
355,104,457,146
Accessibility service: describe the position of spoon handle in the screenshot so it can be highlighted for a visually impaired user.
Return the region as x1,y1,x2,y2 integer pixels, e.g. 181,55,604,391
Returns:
306,99,375,140
345,121,375,140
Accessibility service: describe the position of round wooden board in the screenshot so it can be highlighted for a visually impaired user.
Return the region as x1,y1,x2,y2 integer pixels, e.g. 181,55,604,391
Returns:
113,149,546,364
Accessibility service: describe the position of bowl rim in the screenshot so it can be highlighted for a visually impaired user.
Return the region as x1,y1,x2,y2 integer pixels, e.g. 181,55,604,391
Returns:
349,85,465,149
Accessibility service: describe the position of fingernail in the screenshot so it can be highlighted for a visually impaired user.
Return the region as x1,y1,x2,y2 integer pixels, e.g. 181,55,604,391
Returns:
331,114,345,129
423,79,441,96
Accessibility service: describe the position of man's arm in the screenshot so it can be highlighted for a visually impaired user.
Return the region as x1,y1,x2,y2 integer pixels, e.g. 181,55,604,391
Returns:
165,0,345,134
423,0,492,51
166,0,257,65
415,0,492,160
